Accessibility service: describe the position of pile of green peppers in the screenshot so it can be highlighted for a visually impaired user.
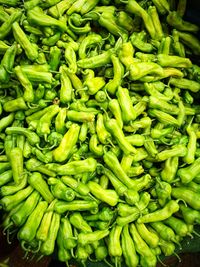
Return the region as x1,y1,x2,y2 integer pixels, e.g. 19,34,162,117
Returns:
1,0,200,266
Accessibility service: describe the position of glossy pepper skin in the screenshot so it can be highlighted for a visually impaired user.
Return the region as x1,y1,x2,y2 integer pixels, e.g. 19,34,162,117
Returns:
53,123,80,162
11,190,40,227
88,181,119,206
40,212,61,256
46,157,97,175
28,172,54,203
17,200,48,242
137,200,179,223
121,224,139,267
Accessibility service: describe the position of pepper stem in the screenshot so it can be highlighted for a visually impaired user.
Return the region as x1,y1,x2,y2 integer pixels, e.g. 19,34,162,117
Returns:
157,255,167,267
104,258,114,267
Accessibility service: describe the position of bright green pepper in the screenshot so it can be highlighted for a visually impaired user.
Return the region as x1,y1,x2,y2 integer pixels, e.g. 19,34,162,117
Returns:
36,104,60,138
129,223,157,267
12,21,38,61
0,185,33,211
121,224,139,267
3,97,28,112
54,199,98,214
88,180,119,206
137,200,179,223
105,119,137,155
28,172,54,203
108,225,123,266
78,33,102,59
40,212,60,255
11,190,40,227
14,66,34,103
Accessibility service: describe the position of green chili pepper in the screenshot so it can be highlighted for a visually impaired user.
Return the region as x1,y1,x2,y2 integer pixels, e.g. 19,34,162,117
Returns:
116,10,134,31
75,244,90,266
108,225,123,266
105,55,124,95
48,0,75,18
11,190,40,227
80,0,99,14
59,217,77,250
36,104,60,138
19,67,53,84
61,176,90,196
99,11,128,41
177,157,200,184
53,123,80,162
88,134,103,157
125,0,156,39
50,179,75,202
157,54,192,68
94,242,108,261
176,30,200,55
59,65,73,103
78,229,109,247
0,172,27,196
172,186,200,210
88,180,119,206
0,113,15,133
14,66,34,103
103,151,137,189
159,238,176,257
155,178,172,207
179,203,200,225
150,221,178,243
0,185,33,211
0,170,13,187
167,11,199,32
103,167,127,196
0,9,22,40
137,200,179,223
116,86,137,124
3,97,28,112
12,21,38,61
40,212,60,255
68,13,91,34
135,222,159,248
129,223,157,267
77,49,113,69
6,127,40,147
108,99,123,129
0,42,18,83
57,222,72,262
54,108,67,135
121,224,139,267
27,6,67,32
18,200,48,243
105,119,137,155
164,216,190,237
120,154,134,174
54,200,98,214
78,33,102,59
36,209,54,243
28,172,54,203
129,61,164,81
67,0,87,15
70,212,93,232
148,6,163,40
124,189,140,206
152,0,170,14
130,31,155,53
148,109,179,126
118,42,136,70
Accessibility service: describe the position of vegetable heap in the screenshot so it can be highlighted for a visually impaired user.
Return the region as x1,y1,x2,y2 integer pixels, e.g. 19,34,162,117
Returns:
1,0,200,266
